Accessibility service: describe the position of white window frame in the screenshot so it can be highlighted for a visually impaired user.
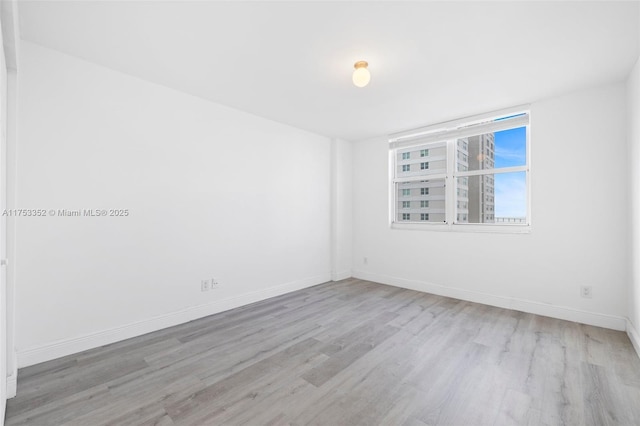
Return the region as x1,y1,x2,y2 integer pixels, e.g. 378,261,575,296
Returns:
388,105,531,234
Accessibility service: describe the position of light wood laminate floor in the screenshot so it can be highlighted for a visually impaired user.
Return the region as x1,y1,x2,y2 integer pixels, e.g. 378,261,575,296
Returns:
6,279,640,425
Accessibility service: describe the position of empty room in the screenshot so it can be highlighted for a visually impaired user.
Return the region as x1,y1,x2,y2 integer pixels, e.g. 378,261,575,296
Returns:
0,0,638,425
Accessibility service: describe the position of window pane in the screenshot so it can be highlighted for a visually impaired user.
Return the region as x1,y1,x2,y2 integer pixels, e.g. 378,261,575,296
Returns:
397,143,446,178
456,172,526,224
396,179,446,222
457,126,526,172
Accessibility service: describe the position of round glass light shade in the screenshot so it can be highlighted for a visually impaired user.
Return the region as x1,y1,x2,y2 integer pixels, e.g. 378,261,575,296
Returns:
352,65,370,88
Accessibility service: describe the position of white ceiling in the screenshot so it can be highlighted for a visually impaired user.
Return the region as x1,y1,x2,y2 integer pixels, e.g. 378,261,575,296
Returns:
18,1,640,141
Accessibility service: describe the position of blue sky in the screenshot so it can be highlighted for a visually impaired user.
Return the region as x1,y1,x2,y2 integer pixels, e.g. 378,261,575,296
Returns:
494,127,526,168
493,127,526,217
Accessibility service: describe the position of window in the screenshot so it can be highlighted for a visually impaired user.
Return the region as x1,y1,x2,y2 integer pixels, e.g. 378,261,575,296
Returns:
402,164,410,172
402,152,410,160
402,201,411,209
402,189,411,196
393,178,444,222
421,213,429,221
389,109,529,230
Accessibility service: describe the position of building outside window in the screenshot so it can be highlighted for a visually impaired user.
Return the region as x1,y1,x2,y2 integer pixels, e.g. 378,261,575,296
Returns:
389,109,529,229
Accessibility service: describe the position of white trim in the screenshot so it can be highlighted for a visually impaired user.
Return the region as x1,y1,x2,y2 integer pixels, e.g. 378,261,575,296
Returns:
390,116,529,149
352,270,626,331
525,116,532,226
388,150,396,226
455,165,527,177
389,107,530,148
16,274,330,368
446,139,456,224
390,104,530,141
391,222,531,234
627,319,640,360
6,373,15,398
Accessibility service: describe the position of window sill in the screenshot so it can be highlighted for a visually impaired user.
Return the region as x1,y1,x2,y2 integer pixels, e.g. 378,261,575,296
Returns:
390,222,531,234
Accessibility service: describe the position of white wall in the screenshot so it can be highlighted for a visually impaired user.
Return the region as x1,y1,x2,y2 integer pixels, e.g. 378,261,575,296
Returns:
628,54,640,354
331,138,352,281
15,41,332,366
353,83,629,330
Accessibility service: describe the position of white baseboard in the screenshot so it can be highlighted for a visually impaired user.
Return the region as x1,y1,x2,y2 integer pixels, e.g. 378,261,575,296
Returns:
331,270,352,281
627,319,640,360
6,374,16,399
353,270,627,331
17,274,331,368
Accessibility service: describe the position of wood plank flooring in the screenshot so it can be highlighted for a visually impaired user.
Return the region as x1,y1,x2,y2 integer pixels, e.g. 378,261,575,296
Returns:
5,279,640,425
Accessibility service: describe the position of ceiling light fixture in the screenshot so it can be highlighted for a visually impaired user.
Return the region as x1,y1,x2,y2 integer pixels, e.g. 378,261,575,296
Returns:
352,61,370,88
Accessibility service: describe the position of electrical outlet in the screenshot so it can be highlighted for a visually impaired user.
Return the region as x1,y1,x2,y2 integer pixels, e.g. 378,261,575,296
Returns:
580,285,592,299
201,280,211,292
211,278,219,289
